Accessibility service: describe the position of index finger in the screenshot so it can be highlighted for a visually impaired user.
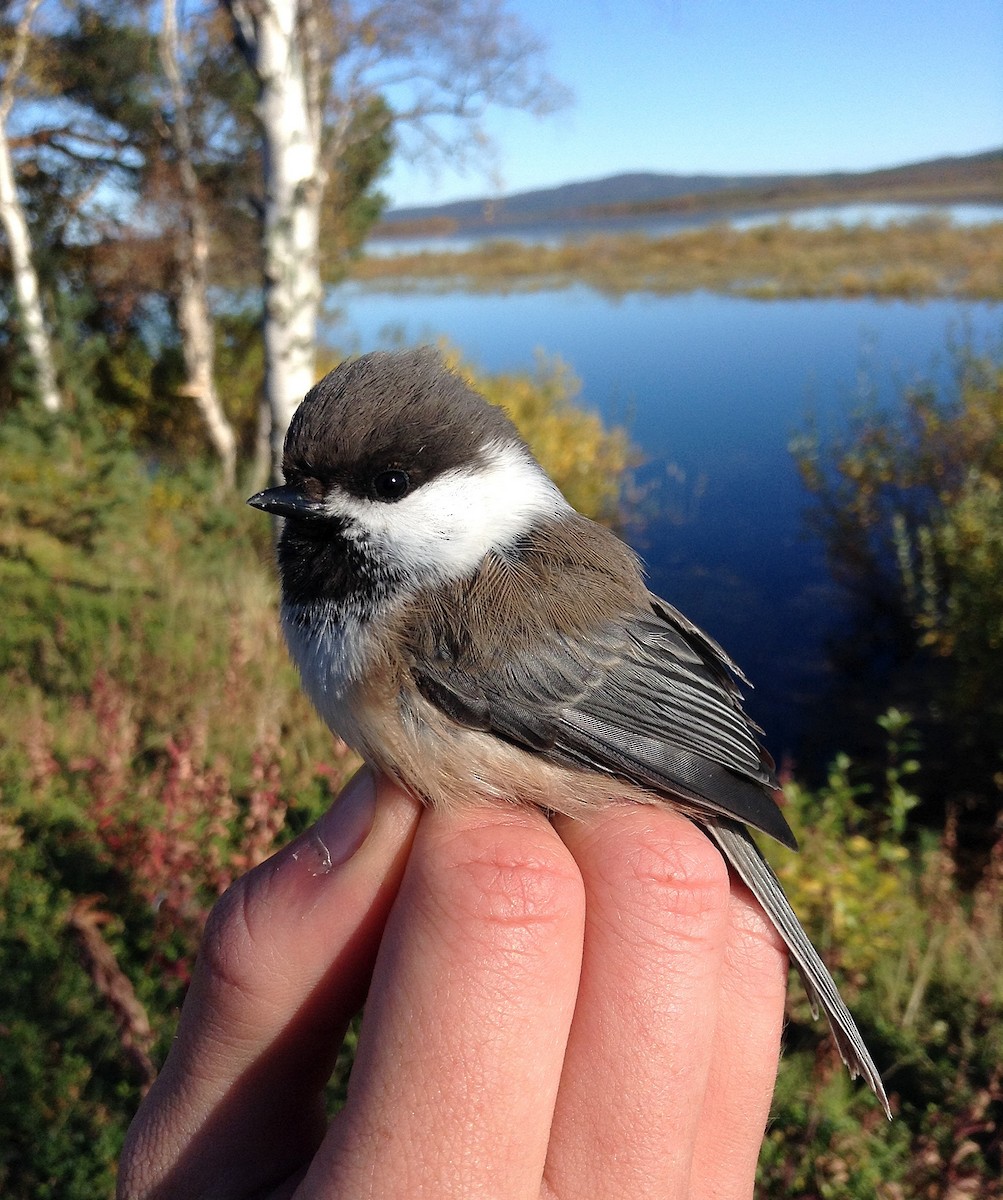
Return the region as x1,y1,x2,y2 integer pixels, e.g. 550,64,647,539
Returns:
118,771,422,1200
304,802,586,1200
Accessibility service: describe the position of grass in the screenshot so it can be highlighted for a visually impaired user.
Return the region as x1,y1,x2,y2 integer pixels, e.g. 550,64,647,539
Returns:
352,217,1003,300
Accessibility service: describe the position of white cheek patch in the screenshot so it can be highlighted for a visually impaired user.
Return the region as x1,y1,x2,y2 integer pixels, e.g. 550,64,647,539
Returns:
322,441,571,584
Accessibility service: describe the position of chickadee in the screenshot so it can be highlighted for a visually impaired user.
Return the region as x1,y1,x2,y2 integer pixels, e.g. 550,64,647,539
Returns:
248,346,889,1117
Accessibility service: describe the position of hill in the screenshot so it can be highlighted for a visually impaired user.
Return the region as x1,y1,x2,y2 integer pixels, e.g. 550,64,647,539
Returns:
377,148,1003,236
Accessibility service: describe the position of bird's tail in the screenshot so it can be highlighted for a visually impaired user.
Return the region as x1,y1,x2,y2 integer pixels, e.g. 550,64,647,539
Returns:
704,817,891,1119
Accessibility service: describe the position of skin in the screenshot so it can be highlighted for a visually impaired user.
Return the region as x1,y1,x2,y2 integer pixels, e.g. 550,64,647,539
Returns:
117,769,788,1200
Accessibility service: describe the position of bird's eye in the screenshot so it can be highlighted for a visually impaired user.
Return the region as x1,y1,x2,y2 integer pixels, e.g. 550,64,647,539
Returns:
371,469,411,502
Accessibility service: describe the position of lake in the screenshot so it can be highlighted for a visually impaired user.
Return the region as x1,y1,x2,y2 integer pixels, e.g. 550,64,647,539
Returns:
323,285,1003,770
367,201,1003,256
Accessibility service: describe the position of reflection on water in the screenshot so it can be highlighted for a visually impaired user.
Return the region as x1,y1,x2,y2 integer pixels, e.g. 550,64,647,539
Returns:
323,286,1003,767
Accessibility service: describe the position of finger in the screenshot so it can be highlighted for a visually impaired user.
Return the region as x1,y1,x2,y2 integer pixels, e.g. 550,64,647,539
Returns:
689,879,787,1200
118,770,422,1200
304,803,586,1200
545,804,732,1200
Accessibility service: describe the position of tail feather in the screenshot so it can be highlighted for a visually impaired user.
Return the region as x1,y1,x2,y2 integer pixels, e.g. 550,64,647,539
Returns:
704,817,891,1119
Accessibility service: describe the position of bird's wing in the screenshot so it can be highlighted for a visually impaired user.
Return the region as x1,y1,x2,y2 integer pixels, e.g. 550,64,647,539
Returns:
408,583,796,849
404,548,890,1117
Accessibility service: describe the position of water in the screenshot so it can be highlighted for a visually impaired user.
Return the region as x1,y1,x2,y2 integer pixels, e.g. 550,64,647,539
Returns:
322,286,1003,767
367,203,1003,256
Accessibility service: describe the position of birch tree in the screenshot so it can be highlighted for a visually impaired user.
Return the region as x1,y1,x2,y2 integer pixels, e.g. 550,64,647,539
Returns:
223,0,322,483
221,0,567,482
0,0,62,414
158,0,238,485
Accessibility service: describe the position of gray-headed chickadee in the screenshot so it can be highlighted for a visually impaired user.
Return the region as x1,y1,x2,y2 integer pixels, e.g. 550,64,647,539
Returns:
248,346,889,1117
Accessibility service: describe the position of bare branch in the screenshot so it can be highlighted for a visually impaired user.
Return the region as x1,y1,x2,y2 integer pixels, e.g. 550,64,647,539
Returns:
314,0,570,175
15,123,137,156
67,898,158,1096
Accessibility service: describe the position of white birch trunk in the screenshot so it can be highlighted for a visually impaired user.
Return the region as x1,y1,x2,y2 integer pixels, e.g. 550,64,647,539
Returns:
175,253,238,486
0,0,62,415
228,0,325,482
160,0,237,486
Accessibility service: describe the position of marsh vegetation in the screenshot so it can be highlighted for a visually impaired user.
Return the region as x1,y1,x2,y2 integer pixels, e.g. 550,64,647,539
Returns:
353,217,1003,299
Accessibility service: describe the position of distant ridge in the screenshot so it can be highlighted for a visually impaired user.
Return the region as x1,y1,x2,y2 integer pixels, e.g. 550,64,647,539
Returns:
386,170,789,222
378,148,1003,236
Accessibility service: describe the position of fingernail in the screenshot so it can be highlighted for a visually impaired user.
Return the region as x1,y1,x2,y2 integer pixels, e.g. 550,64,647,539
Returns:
303,767,377,876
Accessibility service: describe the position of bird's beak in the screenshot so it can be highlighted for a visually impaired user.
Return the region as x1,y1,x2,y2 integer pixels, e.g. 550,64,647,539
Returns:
246,485,328,521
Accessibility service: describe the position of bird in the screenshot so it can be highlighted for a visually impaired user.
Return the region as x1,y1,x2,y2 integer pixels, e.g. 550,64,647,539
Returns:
247,345,890,1117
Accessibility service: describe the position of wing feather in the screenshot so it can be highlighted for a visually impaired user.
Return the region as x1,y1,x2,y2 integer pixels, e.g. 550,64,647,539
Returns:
402,524,794,847
398,520,889,1114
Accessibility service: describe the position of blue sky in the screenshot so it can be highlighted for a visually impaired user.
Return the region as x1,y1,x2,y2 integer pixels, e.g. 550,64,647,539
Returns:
383,0,1003,208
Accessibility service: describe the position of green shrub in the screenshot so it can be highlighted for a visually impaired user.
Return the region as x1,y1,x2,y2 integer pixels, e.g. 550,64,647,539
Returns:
792,345,1003,842
759,712,1003,1198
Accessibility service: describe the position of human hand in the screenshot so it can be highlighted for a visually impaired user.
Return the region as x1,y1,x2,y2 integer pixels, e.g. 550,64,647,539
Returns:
118,768,787,1200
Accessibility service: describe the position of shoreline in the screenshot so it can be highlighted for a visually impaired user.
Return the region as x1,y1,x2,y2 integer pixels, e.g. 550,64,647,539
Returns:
349,218,1003,300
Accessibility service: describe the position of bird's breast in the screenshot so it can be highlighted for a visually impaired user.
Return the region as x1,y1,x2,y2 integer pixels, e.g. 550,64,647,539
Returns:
280,599,381,738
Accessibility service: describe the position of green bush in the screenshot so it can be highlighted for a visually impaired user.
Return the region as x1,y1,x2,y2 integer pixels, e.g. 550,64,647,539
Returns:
0,821,128,1200
759,712,1003,1198
0,398,344,1197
